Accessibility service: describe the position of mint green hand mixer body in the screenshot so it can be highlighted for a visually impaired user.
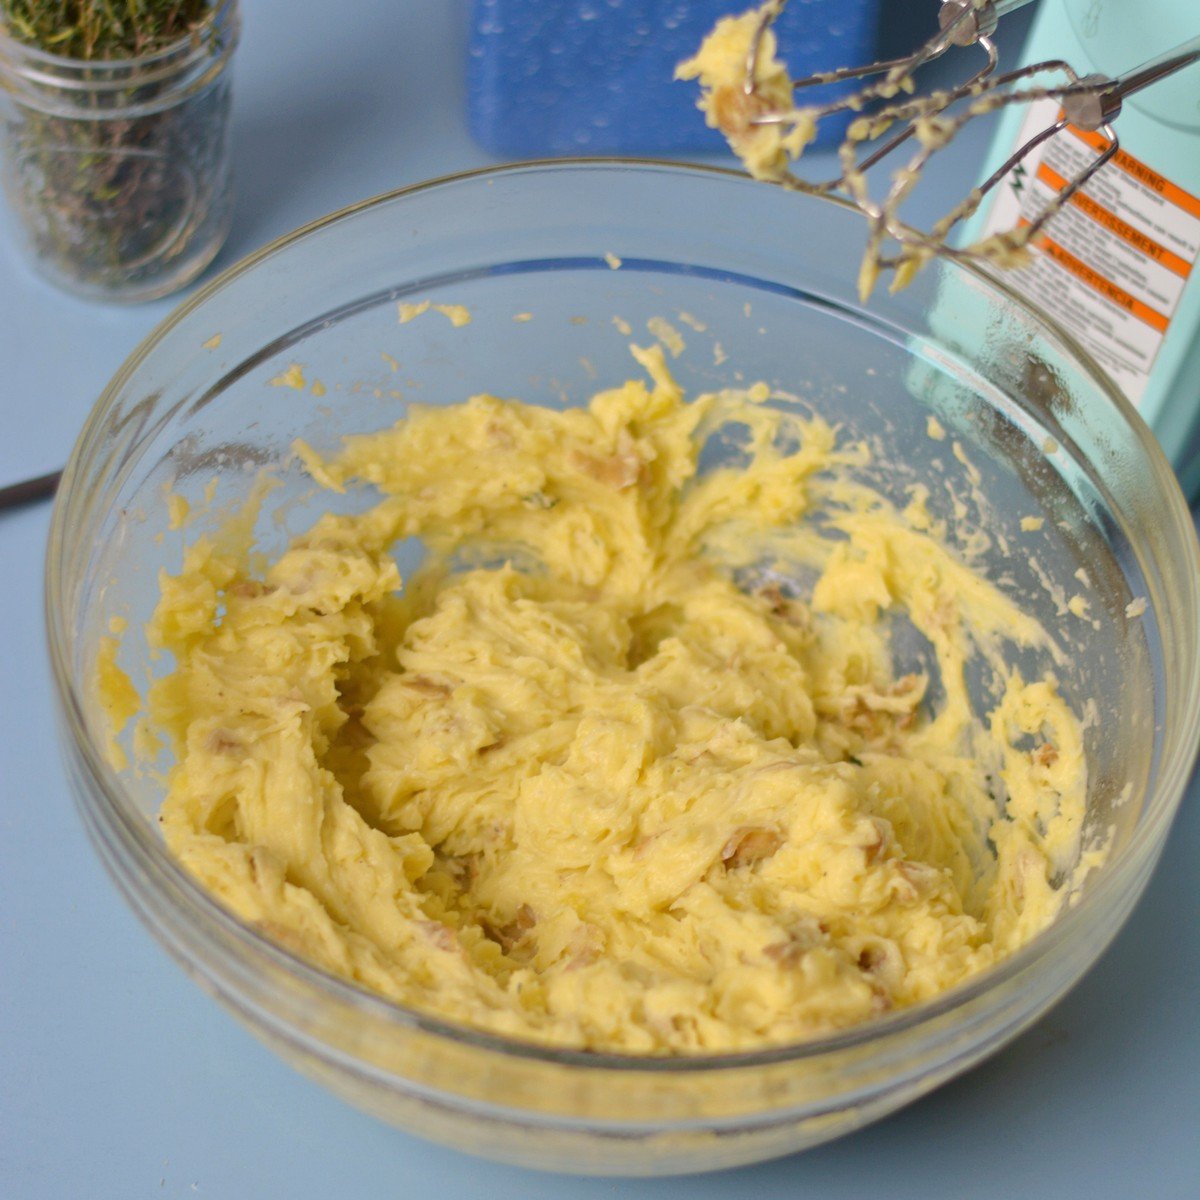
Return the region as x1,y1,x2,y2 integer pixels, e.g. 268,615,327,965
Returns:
961,0,1200,497
723,0,1200,496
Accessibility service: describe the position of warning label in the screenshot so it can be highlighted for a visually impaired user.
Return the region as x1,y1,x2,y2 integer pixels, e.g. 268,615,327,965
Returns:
979,97,1200,403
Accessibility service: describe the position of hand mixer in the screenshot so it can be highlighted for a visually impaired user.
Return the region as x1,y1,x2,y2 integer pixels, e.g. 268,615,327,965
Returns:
685,0,1200,294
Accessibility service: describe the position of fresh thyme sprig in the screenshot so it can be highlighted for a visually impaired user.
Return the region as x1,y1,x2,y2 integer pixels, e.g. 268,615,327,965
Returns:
1,1,212,61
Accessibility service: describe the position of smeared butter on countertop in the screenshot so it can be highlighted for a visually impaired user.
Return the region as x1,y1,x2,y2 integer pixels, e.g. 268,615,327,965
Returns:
102,346,1091,1054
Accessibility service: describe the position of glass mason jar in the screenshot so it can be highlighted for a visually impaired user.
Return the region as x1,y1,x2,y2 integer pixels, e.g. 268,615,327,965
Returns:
0,0,239,302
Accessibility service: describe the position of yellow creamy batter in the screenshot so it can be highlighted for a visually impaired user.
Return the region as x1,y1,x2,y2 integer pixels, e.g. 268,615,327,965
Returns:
676,7,815,184
106,344,1087,1054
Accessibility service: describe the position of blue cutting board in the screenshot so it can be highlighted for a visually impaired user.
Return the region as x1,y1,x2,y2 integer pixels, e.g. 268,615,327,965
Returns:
467,0,883,156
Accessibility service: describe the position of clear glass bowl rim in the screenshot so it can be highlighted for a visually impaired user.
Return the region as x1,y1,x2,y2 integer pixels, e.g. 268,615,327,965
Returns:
45,156,1200,1074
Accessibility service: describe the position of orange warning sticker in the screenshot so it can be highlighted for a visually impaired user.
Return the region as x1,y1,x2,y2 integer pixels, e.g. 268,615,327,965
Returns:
1033,229,1170,333
979,98,1200,403
1034,162,1192,278
1068,126,1200,220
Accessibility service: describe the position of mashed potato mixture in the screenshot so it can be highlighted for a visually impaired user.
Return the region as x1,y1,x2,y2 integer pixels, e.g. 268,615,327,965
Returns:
105,344,1087,1053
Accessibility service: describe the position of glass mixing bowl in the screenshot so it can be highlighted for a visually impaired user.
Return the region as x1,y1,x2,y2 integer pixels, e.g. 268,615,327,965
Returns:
46,161,1200,1175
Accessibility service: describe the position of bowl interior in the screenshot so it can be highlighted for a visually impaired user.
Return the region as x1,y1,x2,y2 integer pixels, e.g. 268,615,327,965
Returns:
59,162,1188,1043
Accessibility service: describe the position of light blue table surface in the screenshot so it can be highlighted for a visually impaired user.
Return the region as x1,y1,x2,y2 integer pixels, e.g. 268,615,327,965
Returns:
1,3,1197,1197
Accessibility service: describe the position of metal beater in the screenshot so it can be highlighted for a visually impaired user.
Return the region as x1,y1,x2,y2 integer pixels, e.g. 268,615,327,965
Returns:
720,0,1200,289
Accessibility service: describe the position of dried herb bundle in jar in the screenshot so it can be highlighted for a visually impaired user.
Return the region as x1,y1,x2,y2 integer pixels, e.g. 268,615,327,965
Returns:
0,0,240,301
2,1,212,58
